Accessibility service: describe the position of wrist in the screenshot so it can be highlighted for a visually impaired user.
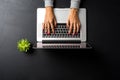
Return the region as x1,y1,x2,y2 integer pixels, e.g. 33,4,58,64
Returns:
46,6,53,12
70,8,79,14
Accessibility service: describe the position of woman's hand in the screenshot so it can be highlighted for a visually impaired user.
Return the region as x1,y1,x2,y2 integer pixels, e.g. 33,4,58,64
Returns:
43,7,57,34
66,8,81,35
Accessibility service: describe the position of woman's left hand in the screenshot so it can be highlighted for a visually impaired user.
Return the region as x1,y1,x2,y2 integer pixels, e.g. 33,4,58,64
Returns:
66,8,81,35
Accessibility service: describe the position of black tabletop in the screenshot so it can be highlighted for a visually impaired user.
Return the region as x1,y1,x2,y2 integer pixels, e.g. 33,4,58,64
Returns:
0,0,120,80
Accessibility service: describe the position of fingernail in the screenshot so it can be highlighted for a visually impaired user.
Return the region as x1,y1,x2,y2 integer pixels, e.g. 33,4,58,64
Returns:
47,33,50,35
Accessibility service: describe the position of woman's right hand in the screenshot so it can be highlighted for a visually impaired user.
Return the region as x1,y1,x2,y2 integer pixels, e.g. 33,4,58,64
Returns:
43,7,57,34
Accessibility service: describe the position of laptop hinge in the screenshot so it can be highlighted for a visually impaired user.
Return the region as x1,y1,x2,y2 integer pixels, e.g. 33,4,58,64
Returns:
42,40,81,44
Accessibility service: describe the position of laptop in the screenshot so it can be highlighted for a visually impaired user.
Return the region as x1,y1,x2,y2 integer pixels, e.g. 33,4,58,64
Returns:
33,8,92,49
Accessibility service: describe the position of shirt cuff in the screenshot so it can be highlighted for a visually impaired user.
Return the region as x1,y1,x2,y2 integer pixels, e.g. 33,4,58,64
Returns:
44,0,54,7
70,0,81,9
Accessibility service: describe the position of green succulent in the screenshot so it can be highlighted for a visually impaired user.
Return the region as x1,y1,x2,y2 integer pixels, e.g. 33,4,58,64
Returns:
17,38,31,52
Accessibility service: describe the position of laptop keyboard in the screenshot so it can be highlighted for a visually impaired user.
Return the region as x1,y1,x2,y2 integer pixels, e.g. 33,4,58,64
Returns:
43,24,80,38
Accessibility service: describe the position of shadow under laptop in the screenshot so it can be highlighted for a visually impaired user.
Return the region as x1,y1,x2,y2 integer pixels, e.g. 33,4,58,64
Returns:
35,49,105,80
36,49,96,63
44,49,95,64
42,48,94,55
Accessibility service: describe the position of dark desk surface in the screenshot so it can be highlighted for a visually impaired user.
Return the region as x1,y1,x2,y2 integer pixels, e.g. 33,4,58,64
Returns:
0,0,120,80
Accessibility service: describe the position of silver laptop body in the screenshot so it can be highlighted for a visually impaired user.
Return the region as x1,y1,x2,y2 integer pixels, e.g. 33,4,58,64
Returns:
33,8,92,49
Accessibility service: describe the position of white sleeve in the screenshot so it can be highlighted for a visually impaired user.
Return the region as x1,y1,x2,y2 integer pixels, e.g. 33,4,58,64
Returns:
70,0,81,8
44,0,54,7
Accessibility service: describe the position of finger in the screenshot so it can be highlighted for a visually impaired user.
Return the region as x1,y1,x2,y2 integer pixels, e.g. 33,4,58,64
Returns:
79,22,81,30
73,23,76,35
68,23,73,34
47,23,50,34
77,23,80,33
42,23,45,30
45,23,47,33
66,19,70,28
51,23,54,33
54,19,57,28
